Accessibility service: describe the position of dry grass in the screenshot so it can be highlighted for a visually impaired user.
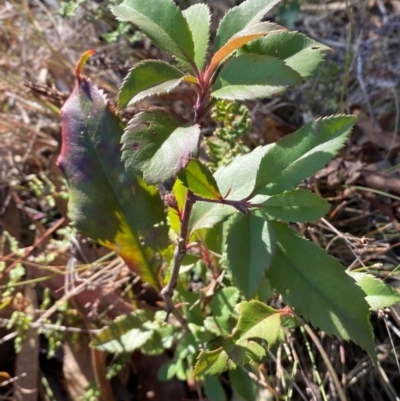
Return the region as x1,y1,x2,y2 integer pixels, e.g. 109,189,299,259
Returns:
0,1,400,400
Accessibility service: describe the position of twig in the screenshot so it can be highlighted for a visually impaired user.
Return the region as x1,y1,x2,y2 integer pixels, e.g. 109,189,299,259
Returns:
161,190,196,315
320,217,366,268
3,216,66,272
382,315,400,374
0,373,27,388
0,318,100,334
0,318,101,347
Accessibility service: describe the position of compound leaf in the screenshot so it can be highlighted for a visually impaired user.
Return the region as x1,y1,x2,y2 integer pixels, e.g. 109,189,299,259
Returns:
118,60,185,108
254,115,356,196
212,54,303,101
241,31,330,78
183,3,211,71
349,272,400,311
58,58,166,289
188,146,272,234
112,0,195,69
215,0,282,51
121,108,201,185
266,221,375,359
226,213,276,299
257,189,330,222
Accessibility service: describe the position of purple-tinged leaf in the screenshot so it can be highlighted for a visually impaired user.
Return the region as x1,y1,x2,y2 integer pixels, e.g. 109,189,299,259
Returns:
118,60,186,108
121,108,201,185
58,51,167,290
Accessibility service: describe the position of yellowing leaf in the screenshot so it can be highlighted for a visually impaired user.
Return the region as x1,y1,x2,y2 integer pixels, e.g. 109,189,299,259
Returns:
58,55,167,290
178,159,222,200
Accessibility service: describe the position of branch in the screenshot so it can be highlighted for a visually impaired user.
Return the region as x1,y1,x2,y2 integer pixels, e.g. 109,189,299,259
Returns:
161,190,196,316
160,74,212,321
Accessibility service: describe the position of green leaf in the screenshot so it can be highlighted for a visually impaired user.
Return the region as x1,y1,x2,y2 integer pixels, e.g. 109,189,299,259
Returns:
211,287,241,318
204,376,227,401
190,116,338,231
223,336,266,365
58,69,166,289
189,202,235,234
91,311,153,353
211,54,303,101
234,301,281,348
241,31,330,78
118,60,185,108
183,4,211,71
255,274,273,302
175,359,189,381
175,332,200,362
349,272,400,311
215,146,272,200
177,286,205,326
178,159,222,200
229,367,259,401
158,360,177,381
209,22,285,74
215,0,282,51
226,213,276,299
168,179,187,234
194,337,266,377
188,146,273,234
121,108,201,184
266,222,375,358
204,316,236,336
141,324,177,355
254,115,356,196
111,0,195,69
256,189,330,222
194,348,231,377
